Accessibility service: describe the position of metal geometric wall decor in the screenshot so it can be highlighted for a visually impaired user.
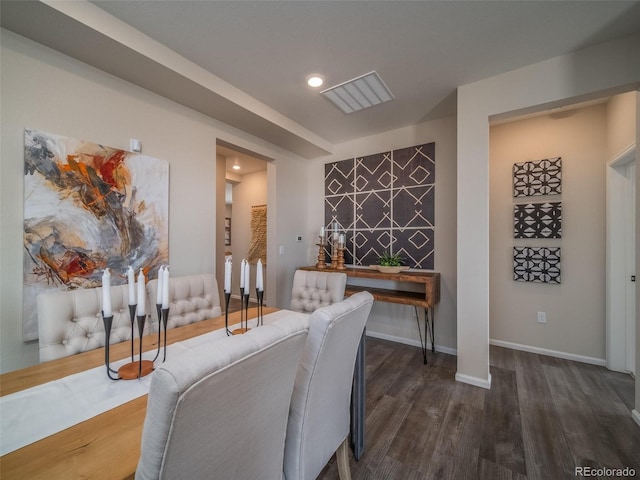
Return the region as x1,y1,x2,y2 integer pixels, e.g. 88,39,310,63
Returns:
324,143,435,269
514,202,562,238
513,247,561,284
513,157,562,197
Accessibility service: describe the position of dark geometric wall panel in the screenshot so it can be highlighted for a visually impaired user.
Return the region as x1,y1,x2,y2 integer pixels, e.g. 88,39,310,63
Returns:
355,152,392,191
324,142,435,269
325,159,355,196
392,185,435,228
513,247,561,284
513,157,562,197
514,202,562,238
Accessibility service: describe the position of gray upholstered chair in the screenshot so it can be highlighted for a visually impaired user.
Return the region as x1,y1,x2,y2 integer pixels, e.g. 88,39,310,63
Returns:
146,273,221,332
37,284,152,362
283,291,374,480
289,270,347,313
135,314,309,480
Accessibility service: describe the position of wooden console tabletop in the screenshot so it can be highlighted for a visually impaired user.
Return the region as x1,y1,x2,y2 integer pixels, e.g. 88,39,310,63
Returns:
299,266,440,308
300,265,440,367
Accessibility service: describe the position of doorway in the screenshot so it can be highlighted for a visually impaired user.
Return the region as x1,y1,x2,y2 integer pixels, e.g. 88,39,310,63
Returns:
215,142,269,305
606,145,636,375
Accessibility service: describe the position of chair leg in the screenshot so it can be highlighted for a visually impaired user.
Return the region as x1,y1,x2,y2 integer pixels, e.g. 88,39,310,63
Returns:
336,437,352,480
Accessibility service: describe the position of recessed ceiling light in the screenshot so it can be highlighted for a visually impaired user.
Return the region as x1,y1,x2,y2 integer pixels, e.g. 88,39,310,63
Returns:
306,74,324,88
232,159,241,170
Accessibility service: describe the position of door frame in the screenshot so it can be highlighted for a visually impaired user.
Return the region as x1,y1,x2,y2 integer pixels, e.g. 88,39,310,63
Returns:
606,143,636,373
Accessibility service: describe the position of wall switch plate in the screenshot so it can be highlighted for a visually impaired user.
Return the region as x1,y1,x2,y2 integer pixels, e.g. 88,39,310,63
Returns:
130,138,141,153
537,311,547,323
279,245,284,255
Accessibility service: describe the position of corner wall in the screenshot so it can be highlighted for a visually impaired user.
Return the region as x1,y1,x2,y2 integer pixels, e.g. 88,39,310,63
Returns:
307,116,458,353
0,29,308,373
489,104,607,362
457,32,640,387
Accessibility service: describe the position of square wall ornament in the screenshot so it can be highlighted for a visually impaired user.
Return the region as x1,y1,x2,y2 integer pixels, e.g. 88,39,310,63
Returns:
324,142,435,269
513,157,562,197
514,202,562,238
513,247,561,284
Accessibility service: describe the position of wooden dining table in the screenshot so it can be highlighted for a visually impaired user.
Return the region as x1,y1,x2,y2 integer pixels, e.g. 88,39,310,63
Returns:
0,307,277,480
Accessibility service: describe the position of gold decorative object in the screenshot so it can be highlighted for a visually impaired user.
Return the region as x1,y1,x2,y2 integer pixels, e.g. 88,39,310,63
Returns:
316,236,327,269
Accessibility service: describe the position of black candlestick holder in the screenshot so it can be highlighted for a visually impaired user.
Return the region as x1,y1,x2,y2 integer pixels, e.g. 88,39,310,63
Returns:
128,304,137,362
161,307,169,362
102,313,119,381
153,303,162,362
232,287,250,334
224,292,231,335
255,289,264,327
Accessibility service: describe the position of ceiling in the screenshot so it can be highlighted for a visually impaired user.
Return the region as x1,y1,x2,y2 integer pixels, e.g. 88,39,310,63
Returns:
3,1,640,159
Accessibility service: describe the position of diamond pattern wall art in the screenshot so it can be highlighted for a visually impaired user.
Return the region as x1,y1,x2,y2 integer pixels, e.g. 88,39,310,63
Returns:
513,157,562,197
513,247,561,284
514,202,562,238
324,143,435,269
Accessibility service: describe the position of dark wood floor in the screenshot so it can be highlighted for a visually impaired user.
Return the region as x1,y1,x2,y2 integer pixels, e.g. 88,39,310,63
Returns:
318,338,640,480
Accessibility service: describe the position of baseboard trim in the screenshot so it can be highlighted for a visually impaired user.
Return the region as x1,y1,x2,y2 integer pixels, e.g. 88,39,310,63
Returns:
365,330,457,356
455,372,492,390
632,409,640,428
490,339,606,367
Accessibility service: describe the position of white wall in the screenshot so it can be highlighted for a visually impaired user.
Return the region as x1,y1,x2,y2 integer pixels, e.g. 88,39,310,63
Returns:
490,103,607,361
307,115,457,353
0,29,308,373
457,32,640,388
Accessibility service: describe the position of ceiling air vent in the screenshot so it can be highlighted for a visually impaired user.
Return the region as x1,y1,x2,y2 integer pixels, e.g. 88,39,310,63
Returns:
321,71,394,114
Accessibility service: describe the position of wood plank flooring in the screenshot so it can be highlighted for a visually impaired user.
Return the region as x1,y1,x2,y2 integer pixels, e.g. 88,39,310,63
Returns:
318,339,640,480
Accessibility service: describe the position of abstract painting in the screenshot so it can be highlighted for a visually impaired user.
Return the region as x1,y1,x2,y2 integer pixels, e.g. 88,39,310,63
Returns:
514,202,562,238
513,247,561,284
325,142,435,269
513,157,562,197
23,129,169,340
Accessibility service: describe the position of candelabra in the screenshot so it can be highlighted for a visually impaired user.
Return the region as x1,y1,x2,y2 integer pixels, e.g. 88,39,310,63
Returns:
102,306,154,380
232,287,250,335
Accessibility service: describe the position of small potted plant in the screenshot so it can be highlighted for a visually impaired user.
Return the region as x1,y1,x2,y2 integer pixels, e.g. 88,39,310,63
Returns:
373,251,406,273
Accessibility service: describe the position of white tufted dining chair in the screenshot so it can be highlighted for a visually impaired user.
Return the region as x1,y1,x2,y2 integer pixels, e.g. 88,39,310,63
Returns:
135,314,309,480
37,284,152,362
146,274,221,332
283,291,374,480
289,270,347,314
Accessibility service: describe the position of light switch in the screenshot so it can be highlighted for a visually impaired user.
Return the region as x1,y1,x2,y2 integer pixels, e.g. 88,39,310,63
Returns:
130,138,142,153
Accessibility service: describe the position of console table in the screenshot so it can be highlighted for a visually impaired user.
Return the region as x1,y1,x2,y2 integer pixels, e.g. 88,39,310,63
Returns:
300,266,440,364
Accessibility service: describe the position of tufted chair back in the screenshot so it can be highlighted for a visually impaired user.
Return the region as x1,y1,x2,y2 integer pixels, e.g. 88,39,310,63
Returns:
289,270,347,314
37,284,152,363
284,291,374,480
146,274,221,331
136,314,309,480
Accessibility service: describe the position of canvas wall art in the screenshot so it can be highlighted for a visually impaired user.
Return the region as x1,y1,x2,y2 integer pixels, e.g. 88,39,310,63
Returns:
513,157,562,197
513,247,561,284
324,142,435,269
23,129,169,340
514,202,562,238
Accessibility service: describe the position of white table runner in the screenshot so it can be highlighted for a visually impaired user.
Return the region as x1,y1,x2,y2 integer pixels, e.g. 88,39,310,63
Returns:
0,310,308,456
